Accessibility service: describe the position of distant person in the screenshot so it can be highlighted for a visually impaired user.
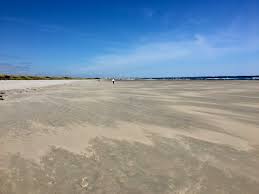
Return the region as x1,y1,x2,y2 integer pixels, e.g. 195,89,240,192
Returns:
112,79,115,84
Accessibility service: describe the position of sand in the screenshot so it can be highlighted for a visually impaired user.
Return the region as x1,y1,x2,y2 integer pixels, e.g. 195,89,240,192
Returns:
0,80,78,90
0,80,259,194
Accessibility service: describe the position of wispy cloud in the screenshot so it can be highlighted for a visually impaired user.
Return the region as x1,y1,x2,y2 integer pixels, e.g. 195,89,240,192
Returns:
79,20,259,76
0,16,63,33
0,16,92,37
0,16,121,45
0,62,30,74
0,53,23,60
0,53,32,74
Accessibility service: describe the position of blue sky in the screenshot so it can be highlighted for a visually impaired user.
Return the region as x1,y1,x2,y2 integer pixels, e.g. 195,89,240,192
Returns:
0,0,259,77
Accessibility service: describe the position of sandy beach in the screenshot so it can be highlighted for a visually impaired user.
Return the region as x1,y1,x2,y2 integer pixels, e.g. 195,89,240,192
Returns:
0,80,78,91
0,80,259,194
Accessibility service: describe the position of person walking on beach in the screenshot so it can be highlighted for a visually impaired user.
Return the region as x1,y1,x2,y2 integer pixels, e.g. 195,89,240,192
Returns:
112,78,115,84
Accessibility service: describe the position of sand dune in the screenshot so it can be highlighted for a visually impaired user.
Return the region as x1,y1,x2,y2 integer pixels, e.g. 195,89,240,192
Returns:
0,80,259,194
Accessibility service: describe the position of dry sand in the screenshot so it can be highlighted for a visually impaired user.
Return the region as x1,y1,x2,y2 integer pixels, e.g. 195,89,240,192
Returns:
0,80,78,90
0,80,259,194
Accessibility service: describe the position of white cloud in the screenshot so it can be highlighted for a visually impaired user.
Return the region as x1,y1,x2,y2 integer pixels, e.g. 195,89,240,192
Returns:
65,17,259,77
84,30,259,72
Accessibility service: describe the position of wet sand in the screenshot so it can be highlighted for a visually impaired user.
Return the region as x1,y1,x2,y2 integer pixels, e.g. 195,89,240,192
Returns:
0,80,259,194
